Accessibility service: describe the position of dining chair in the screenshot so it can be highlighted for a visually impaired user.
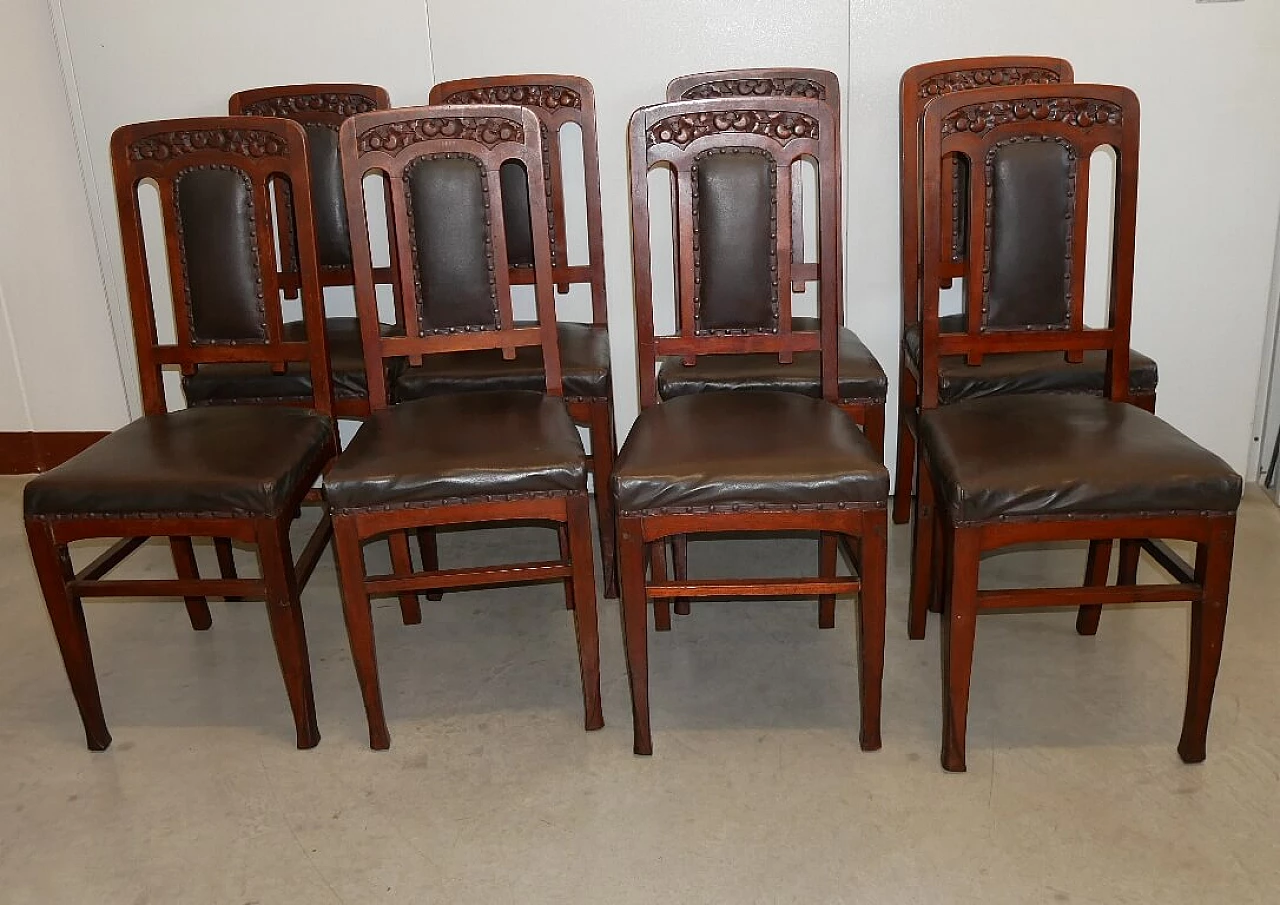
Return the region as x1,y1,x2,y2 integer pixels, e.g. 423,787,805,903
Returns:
615,96,889,755
23,116,338,749
662,68,887,624
399,75,618,599
910,83,1241,771
894,57,1160,532
328,104,602,750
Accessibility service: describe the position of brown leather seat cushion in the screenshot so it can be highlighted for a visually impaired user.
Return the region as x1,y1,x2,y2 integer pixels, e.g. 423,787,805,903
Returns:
612,392,888,514
393,322,610,403
903,315,1159,403
919,395,1241,525
183,317,389,405
324,391,586,512
23,406,334,518
657,319,887,404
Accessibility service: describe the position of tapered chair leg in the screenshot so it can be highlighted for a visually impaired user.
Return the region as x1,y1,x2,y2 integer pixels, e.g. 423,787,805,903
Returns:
908,468,936,640
257,519,320,750
558,524,575,610
213,537,243,601
618,520,652,755
1076,539,1112,636
416,527,444,602
566,495,603,731
857,514,888,751
671,535,690,616
333,517,390,750
168,537,213,630
892,364,917,525
818,532,838,629
941,526,981,773
1178,522,1236,763
649,542,672,632
1117,539,1142,586
588,400,620,599
387,532,422,625
25,520,112,751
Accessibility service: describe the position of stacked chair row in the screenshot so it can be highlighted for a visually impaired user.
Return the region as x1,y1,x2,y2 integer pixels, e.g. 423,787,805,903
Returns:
23,61,1241,772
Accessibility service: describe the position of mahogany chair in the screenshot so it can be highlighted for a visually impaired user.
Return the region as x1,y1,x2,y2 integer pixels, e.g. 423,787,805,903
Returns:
616,96,889,755
175,84,394,420
894,57,1160,527
402,76,618,599
23,117,338,750
328,104,602,750
909,84,1241,771
662,69,887,624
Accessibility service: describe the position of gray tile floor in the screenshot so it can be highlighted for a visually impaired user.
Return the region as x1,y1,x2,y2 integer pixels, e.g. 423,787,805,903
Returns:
2,474,1278,903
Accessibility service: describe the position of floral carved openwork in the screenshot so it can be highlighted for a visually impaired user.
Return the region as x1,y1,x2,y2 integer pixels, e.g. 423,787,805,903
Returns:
357,117,525,154
647,110,819,149
128,129,289,162
942,97,1123,137
242,93,380,119
441,85,581,111
917,67,1062,98
680,78,826,101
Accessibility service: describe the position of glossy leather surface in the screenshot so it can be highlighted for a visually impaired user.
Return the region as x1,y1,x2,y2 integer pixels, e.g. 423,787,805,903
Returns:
696,151,775,330
325,391,586,512
303,124,354,269
657,318,887,403
986,139,1072,329
183,317,390,404
407,156,497,331
23,406,334,518
394,322,610,402
613,392,888,513
903,315,1158,403
499,160,535,268
176,167,264,342
919,395,1241,525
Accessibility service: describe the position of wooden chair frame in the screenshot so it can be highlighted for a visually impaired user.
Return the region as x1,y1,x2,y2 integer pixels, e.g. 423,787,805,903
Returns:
909,84,1236,771
332,104,601,749
428,75,618,599
619,97,887,756
25,116,338,750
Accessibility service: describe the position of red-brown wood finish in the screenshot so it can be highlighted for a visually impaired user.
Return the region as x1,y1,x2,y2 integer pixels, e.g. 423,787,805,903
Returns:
427,75,618,599
620,96,887,756
909,84,1236,771
24,116,338,750
333,104,602,749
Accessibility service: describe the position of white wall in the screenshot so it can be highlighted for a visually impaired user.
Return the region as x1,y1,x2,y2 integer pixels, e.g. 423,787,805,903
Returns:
8,0,1280,475
0,0,130,431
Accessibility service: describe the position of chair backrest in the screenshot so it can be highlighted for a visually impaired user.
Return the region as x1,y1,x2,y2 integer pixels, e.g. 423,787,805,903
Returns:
110,116,334,418
917,84,1140,410
429,75,607,325
900,57,1074,331
229,84,392,277
339,105,562,409
628,96,841,408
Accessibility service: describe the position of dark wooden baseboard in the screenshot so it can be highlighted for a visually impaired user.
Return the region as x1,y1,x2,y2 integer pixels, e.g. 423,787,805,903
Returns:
0,431,111,475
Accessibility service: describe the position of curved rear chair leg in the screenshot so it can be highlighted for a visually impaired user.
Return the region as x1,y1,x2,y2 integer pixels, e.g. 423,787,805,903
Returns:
818,532,838,629
213,537,242,602
1178,520,1236,764
416,527,443,602
387,532,422,625
908,469,936,640
566,495,603,730
257,519,320,750
588,400,619,600
168,537,212,630
618,519,652,755
1077,539,1112,636
649,542,672,632
1117,538,1142,586
892,363,917,525
941,526,981,773
856,514,888,751
671,535,690,616
334,516,390,750
26,520,112,751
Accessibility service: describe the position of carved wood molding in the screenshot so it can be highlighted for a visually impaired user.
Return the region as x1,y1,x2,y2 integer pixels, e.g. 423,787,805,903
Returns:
241,93,379,119
357,116,525,154
680,78,826,101
647,110,819,148
918,67,1062,98
441,84,581,111
127,129,289,161
942,98,1123,137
